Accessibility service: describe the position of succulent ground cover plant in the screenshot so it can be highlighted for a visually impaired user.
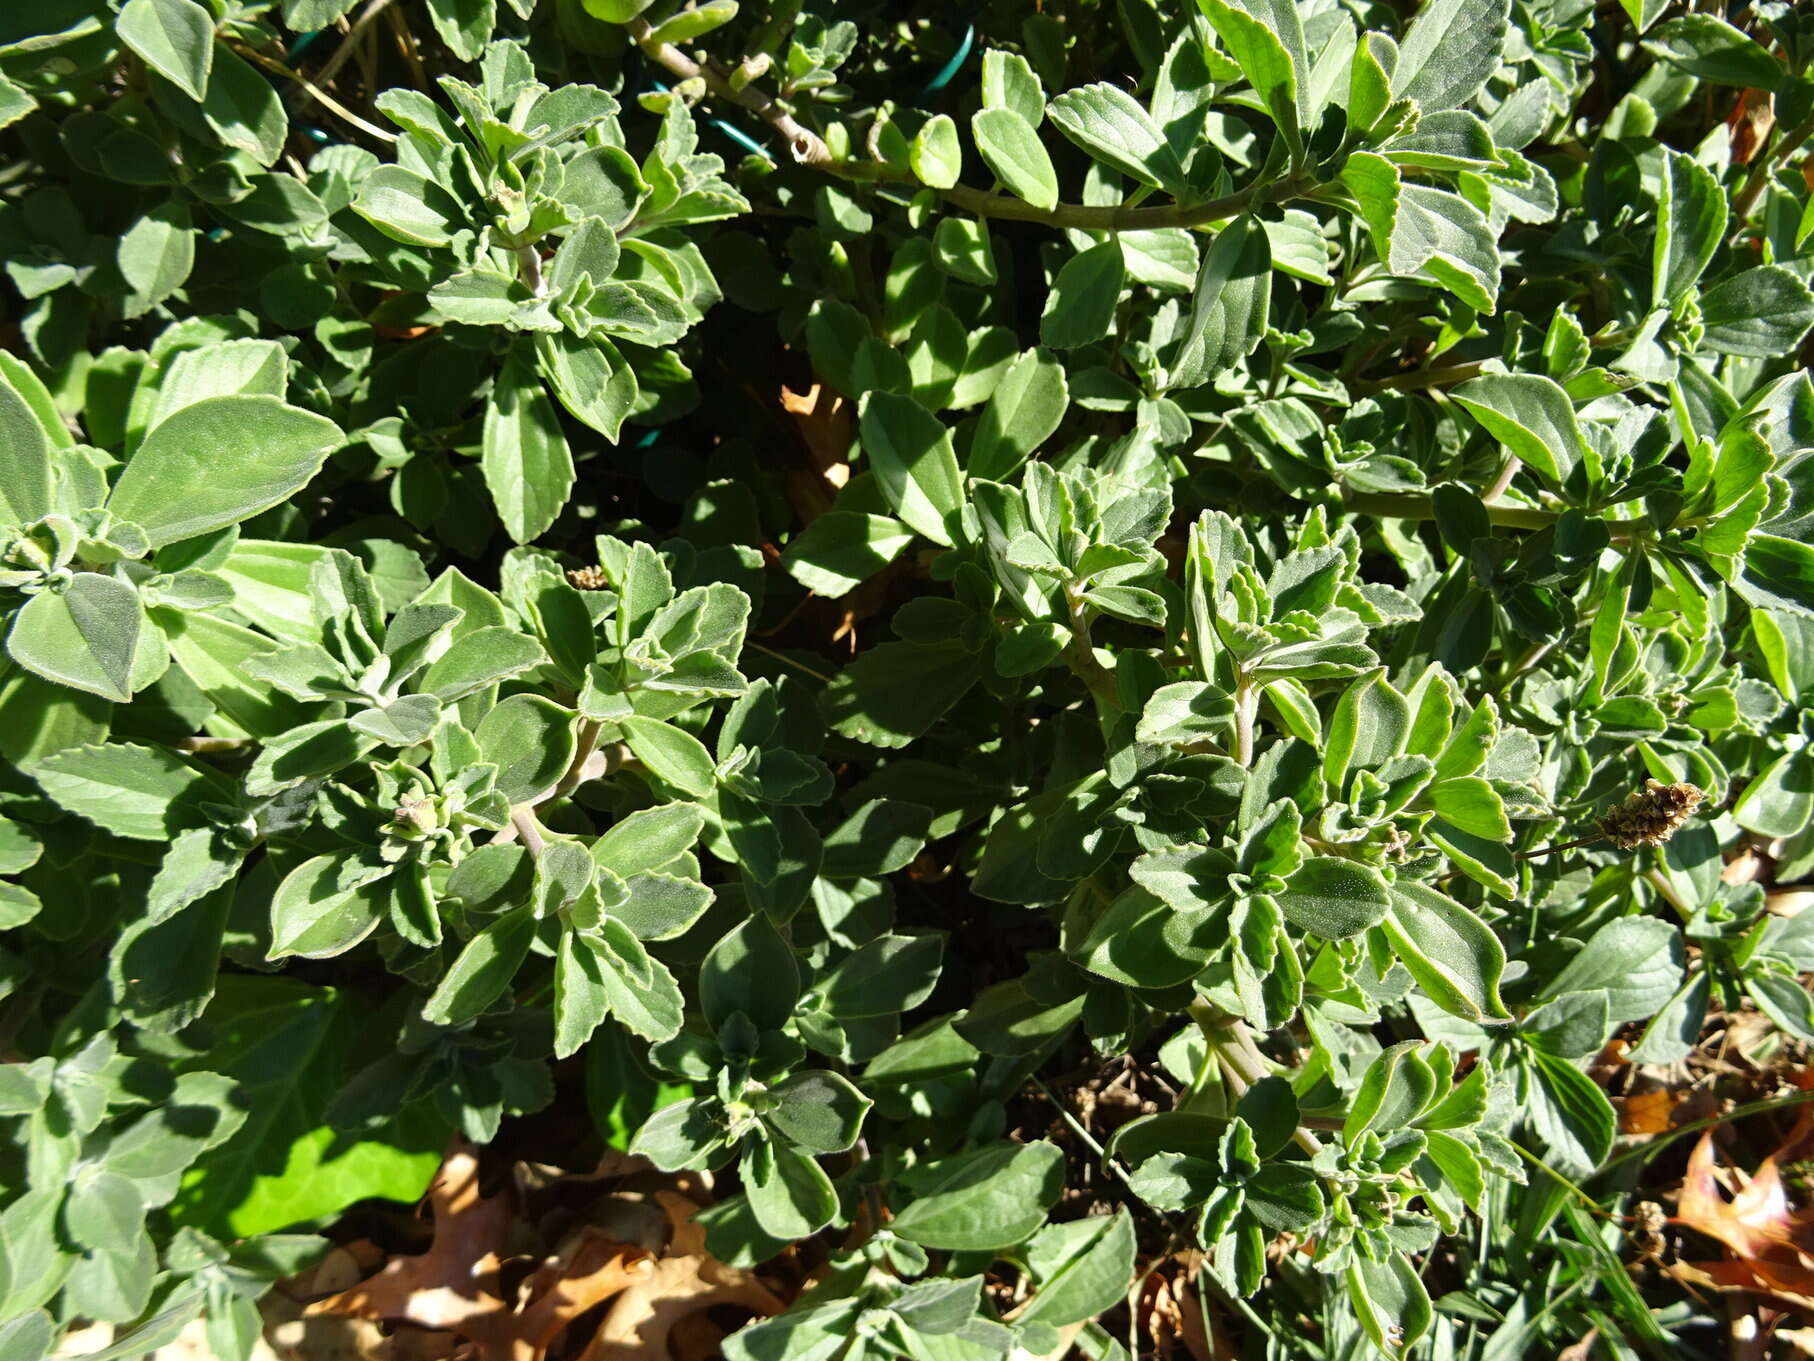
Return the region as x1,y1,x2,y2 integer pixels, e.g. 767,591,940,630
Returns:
2,0,1814,1356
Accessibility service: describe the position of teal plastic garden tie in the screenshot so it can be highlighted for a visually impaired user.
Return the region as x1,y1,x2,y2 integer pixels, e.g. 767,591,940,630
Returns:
646,73,774,164
916,24,975,100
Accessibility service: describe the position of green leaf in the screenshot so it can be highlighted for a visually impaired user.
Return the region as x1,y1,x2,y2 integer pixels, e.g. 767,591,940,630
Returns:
971,107,1058,211
1344,153,1501,313
353,166,467,247
742,1138,838,1239
782,511,915,596
700,915,799,1032
1746,971,1814,1042
425,0,495,60
1699,266,1814,358
618,714,716,798
891,1141,1065,1250
1200,0,1307,159
1739,535,1814,618
1047,83,1183,193
584,918,685,1040
1347,1252,1433,1355
1019,1209,1137,1328
1450,373,1582,484
422,907,536,1026
482,352,574,544
1525,1049,1615,1176
820,800,933,879
763,1071,872,1153
472,694,576,803
169,976,444,1238
1733,748,1814,837
420,626,546,700
857,390,964,547
982,49,1045,126
1275,856,1392,938
267,855,389,960
0,364,52,531
629,1097,730,1172
593,801,705,878
1392,0,1510,112
1540,917,1683,1025
7,575,147,703
1425,775,1510,840
118,201,195,318
1170,216,1273,386
822,638,983,748
968,349,1068,483
33,741,222,840
911,113,961,189
1040,241,1126,351
1382,881,1509,1022
1654,150,1725,303
116,0,214,101
819,932,944,1017
64,1170,147,1256
108,396,343,548
199,49,288,166
1645,15,1784,89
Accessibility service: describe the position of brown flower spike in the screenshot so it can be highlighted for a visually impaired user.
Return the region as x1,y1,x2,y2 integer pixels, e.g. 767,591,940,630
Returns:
1518,778,1706,860
1596,779,1706,850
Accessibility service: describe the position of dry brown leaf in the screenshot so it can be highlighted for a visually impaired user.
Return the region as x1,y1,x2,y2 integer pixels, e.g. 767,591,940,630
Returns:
510,1227,646,1357
306,1142,517,1358
303,1142,646,1361
779,384,851,485
1672,1074,1814,1309
1621,1088,1678,1136
578,1191,783,1360
1728,89,1776,166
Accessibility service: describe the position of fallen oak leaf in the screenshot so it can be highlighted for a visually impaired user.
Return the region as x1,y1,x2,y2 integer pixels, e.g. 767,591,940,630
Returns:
304,1140,518,1360
510,1226,647,1357
304,1143,654,1361
577,1191,784,1360
1673,1078,1814,1307
1677,1129,1810,1260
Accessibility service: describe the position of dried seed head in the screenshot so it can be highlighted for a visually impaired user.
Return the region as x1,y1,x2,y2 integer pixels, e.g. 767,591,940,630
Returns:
1597,779,1705,850
566,565,609,591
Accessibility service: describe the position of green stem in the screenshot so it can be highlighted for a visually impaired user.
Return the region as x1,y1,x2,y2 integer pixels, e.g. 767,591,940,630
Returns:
1063,583,1118,711
1352,359,1488,395
1341,488,1563,533
937,177,1301,231
1643,866,1694,923
1191,1004,1324,1157
1345,487,1654,544
549,718,603,802
1232,674,1257,768
626,18,1308,232
508,804,546,857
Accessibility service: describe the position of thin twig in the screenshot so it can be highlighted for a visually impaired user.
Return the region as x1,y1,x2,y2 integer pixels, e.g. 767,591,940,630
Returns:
383,3,428,91
305,0,399,92
229,41,397,143
628,17,831,165
1516,832,1606,861
746,639,833,683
